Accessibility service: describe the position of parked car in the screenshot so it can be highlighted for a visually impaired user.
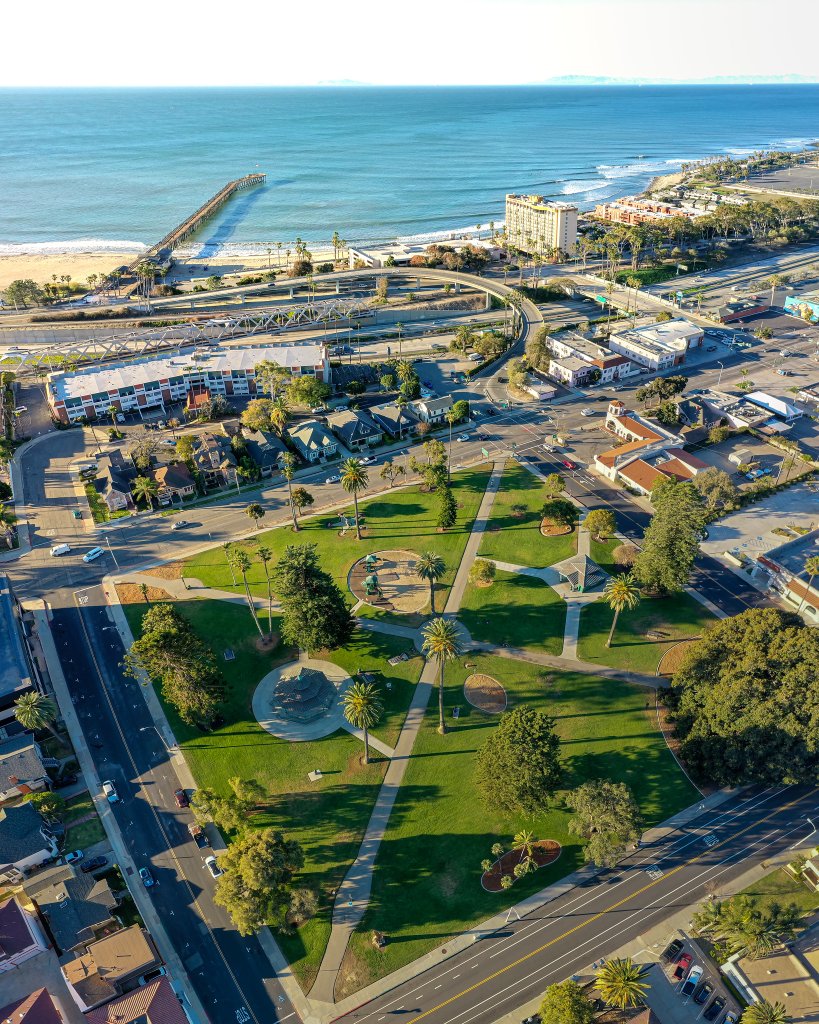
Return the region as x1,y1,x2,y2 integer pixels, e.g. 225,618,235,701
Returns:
703,996,725,1021
456,434,469,442
81,856,109,874
174,789,189,808
580,408,595,417
723,1013,738,1024
204,854,223,879
83,546,104,563
54,772,78,788
170,519,189,531
325,474,340,484
139,867,156,888
673,953,692,980
485,407,497,416
188,822,210,848
102,780,120,803
50,544,72,557
695,979,714,1005
681,964,703,997
138,967,167,986
661,938,684,963
359,456,376,465
64,849,84,864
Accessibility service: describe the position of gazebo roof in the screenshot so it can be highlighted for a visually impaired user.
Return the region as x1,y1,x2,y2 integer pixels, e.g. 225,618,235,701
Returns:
274,667,337,721
558,555,606,590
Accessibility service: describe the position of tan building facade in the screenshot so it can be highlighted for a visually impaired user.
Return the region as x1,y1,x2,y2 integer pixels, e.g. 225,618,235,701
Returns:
504,195,578,256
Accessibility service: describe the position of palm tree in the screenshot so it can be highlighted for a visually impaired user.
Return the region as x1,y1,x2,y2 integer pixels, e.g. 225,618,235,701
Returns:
340,458,368,540
512,829,536,874
134,261,156,311
445,408,459,481
132,476,158,509
797,554,819,615
230,550,264,638
222,542,237,585
257,545,275,639
595,957,650,1009
421,617,463,735
269,397,289,436
14,692,60,741
282,453,299,532
414,552,446,614
741,1000,790,1024
342,681,383,764
602,573,641,649
244,502,265,530
140,582,150,605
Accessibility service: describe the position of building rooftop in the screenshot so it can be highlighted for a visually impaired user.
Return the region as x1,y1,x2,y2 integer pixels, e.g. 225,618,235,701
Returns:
32,868,116,954
84,978,188,1024
0,803,51,870
409,396,453,417
610,318,701,355
0,896,38,961
0,988,65,1024
550,355,591,373
63,926,157,1007
288,418,336,452
618,458,669,492
0,575,32,707
764,528,819,581
0,734,49,794
506,194,578,212
326,409,381,444
48,344,326,404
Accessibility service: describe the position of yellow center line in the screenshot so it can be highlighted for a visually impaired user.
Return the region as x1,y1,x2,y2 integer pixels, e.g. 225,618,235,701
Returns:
406,787,816,1024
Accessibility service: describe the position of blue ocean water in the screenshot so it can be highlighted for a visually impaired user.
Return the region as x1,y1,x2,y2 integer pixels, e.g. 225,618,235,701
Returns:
0,85,817,255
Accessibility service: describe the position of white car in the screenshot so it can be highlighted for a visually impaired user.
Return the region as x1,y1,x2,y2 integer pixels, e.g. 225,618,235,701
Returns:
581,408,595,417
359,456,376,465
170,520,188,531
102,780,120,804
468,352,483,362
204,854,224,878
83,547,104,563
456,434,470,442
325,474,340,484
50,543,72,557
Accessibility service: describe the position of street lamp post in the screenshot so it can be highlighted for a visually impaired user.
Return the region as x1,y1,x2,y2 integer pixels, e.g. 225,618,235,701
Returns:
104,536,119,570
139,725,177,754
716,361,724,387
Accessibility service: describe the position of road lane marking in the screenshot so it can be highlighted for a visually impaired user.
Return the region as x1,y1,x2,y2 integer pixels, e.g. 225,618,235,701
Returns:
403,788,816,1024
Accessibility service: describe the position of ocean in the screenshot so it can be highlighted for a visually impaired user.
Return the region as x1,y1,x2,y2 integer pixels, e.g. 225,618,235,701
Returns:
0,84,817,257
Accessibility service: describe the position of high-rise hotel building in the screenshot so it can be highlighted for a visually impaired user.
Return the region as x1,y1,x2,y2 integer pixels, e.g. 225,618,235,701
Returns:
504,194,578,256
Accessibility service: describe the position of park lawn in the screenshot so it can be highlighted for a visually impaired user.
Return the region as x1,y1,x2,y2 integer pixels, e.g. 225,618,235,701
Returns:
576,592,716,675
478,461,577,568
184,464,492,612
458,570,566,655
337,652,700,996
123,598,423,989
589,536,621,575
740,867,819,921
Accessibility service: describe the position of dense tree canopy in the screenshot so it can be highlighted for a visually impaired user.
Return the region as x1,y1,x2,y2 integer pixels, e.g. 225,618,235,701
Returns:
634,480,704,593
474,706,562,815
670,608,819,784
537,980,596,1024
271,543,354,653
693,466,739,511
567,780,642,867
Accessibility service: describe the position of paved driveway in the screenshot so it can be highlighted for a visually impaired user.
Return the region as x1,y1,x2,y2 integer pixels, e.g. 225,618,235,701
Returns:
702,481,819,563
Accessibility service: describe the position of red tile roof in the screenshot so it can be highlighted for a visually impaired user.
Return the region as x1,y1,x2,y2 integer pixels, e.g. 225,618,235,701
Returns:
0,988,65,1024
786,579,819,611
618,459,669,492
613,415,662,442
663,447,708,470
658,457,696,481
84,978,187,1024
596,438,653,468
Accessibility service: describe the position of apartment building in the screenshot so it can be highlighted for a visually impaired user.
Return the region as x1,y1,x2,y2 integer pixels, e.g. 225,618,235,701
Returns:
47,343,329,424
504,194,578,255
607,318,704,371
593,196,698,225
546,332,638,386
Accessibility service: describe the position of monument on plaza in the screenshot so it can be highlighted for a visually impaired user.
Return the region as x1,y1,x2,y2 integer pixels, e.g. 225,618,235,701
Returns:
274,666,337,722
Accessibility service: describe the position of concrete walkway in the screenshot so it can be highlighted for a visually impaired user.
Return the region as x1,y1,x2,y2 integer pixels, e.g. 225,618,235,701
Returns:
115,569,273,611
340,723,396,759
310,460,506,1004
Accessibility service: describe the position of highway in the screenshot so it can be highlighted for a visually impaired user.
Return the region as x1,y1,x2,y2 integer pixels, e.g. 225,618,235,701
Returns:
332,786,818,1024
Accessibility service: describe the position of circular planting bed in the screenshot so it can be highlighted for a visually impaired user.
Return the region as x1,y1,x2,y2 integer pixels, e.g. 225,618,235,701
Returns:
540,519,573,537
481,841,562,892
348,549,427,614
464,673,507,714
657,637,700,677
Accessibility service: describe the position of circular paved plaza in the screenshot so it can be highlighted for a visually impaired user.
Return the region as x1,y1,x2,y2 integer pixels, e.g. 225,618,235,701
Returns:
252,658,353,741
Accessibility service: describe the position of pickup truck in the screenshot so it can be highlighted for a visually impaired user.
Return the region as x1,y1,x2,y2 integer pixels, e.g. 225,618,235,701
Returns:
188,823,210,849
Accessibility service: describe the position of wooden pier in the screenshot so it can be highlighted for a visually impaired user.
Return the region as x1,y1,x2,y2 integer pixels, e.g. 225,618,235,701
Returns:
130,173,266,271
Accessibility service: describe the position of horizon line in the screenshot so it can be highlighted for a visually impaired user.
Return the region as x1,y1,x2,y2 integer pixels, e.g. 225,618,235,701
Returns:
1,79,819,90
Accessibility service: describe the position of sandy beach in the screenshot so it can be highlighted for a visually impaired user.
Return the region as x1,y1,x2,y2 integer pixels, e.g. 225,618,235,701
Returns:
0,252,143,293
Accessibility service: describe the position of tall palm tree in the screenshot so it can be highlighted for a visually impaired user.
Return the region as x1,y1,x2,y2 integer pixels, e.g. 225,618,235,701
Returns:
341,458,368,540
797,554,819,615
741,1000,790,1024
602,573,641,649
595,958,650,1009
282,453,299,532
422,617,463,735
230,550,264,638
222,542,237,585
342,681,383,764
414,552,446,614
140,582,150,605
14,692,60,741
445,407,459,481
257,545,275,639
269,397,289,436
132,476,158,509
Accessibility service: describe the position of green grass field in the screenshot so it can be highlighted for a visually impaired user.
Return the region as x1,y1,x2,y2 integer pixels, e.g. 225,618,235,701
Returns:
63,793,105,849
740,867,819,921
459,569,566,655
576,592,716,674
478,461,577,568
184,465,492,614
122,599,422,990
337,651,700,995
589,536,622,575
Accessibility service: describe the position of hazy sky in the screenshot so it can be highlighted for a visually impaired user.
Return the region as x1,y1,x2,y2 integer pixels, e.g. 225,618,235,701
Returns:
3,0,816,87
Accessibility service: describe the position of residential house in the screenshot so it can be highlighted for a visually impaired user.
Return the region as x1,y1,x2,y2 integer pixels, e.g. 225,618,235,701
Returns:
287,419,338,463
0,803,58,884
191,433,238,490
369,402,418,439
242,429,288,477
26,866,117,955
95,452,135,513
327,409,383,450
0,988,67,1024
84,978,188,1024
408,396,453,425
0,733,57,804
0,896,49,972
152,463,196,504
62,926,160,1011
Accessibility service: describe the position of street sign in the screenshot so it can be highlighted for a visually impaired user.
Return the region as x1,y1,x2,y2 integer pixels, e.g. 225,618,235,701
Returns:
594,294,607,305
481,447,489,457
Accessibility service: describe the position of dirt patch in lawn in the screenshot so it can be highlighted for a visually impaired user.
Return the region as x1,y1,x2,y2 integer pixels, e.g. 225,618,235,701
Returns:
464,673,507,714
540,519,573,537
254,633,280,654
334,945,372,1002
116,583,174,605
657,638,699,677
140,562,184,580
481,840,561,892
348,549,427,614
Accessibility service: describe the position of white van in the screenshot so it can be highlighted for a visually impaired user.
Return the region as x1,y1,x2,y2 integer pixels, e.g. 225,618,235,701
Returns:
82,547,104,563
50,543,71,557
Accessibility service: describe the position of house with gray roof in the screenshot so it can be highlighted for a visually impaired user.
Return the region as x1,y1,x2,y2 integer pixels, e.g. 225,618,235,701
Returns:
192,432,238,490
0,734,57,805
95,452,136,513
0,576,37,727
0,896,48,972
243,429,289,476
369,402,418,439
409,395,453,425
0,803,58,884
327,409,383,450
27,866,117,954
287,419,338,463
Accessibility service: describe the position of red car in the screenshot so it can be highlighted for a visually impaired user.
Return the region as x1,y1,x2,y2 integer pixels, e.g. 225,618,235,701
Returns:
673,953,692,981
174,789,189,808
561,458,577,470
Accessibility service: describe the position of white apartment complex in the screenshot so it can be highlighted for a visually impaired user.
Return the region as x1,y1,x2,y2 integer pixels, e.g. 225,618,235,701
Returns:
504,194,578,256
607,318,704,371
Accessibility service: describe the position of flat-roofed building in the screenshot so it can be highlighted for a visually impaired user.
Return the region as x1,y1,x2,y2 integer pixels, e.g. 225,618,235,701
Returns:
504,195,578,256
593,196,698,225
348,238,501,269
47,344,329,424
755,527,819,624
0,575,37,726
62,926,159,1011
607,318,704,371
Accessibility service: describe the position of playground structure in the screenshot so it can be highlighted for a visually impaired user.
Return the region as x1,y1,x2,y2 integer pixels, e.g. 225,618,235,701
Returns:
348,550,428,614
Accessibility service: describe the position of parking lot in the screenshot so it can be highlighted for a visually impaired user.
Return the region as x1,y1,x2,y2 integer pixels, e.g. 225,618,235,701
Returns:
694,433,810,488
644,934,739,1024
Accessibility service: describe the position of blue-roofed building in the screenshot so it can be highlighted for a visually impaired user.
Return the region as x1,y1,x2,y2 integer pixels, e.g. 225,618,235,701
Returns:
0,575,35,727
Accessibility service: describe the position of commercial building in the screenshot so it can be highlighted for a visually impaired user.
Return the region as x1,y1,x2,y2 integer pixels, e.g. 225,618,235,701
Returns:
607,318,704,371
504,195,578,256
593,196,698,225
547,355,596,388
755,528,819,622
745,390,803,422
347,238,500,269
521,374,557,401
546,332,637,386
0,575,38,726
593,400,685,494
718,297,770,323
784,290,819,323
47,344,329,424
